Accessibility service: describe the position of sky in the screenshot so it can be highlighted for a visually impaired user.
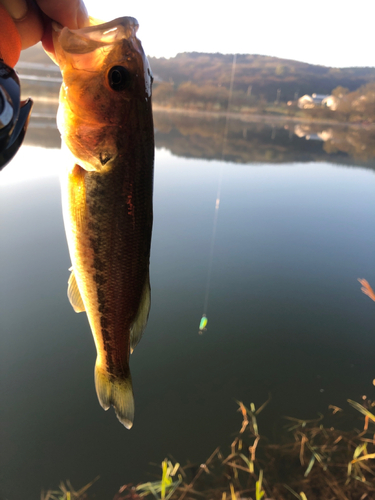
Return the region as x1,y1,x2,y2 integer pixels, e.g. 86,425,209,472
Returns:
85,0,375,68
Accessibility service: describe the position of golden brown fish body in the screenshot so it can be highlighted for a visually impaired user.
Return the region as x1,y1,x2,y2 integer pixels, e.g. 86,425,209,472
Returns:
53,17,154,428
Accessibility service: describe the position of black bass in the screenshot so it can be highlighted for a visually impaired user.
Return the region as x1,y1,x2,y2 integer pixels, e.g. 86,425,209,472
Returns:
53,17,154,428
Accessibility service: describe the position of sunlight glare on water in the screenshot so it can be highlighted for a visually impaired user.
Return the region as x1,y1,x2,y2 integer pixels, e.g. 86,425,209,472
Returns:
0,146,61,187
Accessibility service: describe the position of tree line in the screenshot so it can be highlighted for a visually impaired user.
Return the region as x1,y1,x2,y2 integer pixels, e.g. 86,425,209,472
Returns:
149,52,375,105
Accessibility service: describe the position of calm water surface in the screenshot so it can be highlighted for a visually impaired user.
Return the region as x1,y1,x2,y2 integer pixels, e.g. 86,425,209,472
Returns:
1,118,375,499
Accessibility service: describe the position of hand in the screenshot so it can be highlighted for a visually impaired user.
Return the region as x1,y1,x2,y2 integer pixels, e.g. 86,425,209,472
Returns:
0,0,88,51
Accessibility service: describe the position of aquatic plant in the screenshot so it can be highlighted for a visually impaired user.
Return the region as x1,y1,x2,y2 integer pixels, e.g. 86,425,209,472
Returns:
358,278,375,302
43,395,375,500
40,476,99,500
130,397,375,499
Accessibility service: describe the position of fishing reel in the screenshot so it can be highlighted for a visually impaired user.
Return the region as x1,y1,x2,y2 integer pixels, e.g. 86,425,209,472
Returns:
0,59,33,171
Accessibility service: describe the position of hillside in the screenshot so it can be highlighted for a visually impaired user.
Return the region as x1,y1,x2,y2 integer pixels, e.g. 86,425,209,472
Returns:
149,52,375,102
18,44,375,105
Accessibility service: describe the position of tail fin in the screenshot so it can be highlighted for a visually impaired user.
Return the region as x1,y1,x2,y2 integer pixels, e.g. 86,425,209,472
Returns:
94,363,134,429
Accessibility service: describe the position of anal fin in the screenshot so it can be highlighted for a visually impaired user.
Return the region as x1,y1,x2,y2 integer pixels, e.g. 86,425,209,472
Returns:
130,274,151,354
67,269,85,313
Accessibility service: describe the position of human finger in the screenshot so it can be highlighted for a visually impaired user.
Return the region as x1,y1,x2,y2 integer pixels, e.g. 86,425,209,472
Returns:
0,0,44,50
35,0,89,29
37,0,89,60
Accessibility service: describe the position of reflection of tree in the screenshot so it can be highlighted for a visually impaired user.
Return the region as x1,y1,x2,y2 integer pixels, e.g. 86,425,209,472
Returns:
296,122,375,161
322,127,375,161
154,111,375,168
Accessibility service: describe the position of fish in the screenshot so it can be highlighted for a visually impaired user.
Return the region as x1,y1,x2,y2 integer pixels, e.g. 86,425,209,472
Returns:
52,17,154,429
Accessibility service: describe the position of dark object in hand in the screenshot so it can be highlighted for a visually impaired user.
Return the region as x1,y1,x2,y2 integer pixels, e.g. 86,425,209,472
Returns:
0,59,33,171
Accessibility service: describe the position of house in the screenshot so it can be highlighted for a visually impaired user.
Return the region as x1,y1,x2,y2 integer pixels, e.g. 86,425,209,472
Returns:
321,95,339,110
298,93,338,110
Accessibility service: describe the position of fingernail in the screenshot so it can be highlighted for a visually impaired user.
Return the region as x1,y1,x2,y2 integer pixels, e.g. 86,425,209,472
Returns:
0,0,28,19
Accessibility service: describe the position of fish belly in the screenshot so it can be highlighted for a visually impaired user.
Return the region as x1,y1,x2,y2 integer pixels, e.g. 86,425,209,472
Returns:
62,129,153,428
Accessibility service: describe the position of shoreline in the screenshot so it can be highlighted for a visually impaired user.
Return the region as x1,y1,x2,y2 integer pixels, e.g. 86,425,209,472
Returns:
152,105,375,129
27,99,375,131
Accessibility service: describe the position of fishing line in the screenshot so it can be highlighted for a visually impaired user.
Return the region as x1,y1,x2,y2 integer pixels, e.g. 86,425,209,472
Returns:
199,54,237,334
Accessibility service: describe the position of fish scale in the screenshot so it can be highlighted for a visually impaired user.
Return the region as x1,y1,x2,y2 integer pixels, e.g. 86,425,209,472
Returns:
53,16,154,428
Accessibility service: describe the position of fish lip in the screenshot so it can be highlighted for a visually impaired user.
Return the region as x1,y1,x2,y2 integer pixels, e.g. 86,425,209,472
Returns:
53,16,153,99
53,17,139,35
55,17,140,55
75,17,139,36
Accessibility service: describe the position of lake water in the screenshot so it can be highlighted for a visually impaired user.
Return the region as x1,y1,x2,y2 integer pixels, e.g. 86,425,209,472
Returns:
1,111,375,499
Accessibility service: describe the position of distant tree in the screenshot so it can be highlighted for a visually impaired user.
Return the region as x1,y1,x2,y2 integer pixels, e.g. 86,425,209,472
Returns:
275,65,288,76
153,82,175,104
331,86,349,98
335,82,375,122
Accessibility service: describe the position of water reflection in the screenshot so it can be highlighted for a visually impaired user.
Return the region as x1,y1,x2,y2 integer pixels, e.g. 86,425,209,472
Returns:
153,111,375,167
1,112,375,499
0,145,61,186
23,100,375,169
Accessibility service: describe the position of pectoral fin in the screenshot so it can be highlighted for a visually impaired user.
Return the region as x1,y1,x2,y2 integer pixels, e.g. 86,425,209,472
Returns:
130,275,151,354
67,269,85,313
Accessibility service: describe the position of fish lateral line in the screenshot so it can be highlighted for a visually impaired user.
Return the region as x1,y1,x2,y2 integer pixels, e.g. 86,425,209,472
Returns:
54,13,154,429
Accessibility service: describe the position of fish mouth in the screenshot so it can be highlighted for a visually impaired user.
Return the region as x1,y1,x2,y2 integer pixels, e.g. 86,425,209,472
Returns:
54,16,153,171
53,17,152,98
54,17,140,55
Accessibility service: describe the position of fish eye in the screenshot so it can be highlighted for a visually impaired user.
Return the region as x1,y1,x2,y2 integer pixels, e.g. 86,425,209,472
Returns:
108,66,131,91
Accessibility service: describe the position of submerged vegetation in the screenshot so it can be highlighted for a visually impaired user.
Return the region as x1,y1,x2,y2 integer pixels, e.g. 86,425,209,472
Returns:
43,395,375,500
